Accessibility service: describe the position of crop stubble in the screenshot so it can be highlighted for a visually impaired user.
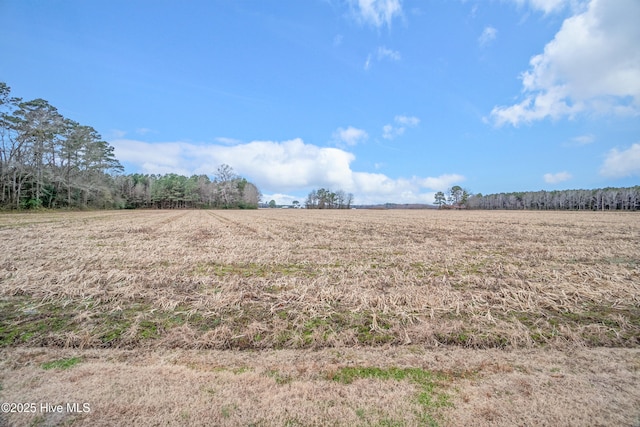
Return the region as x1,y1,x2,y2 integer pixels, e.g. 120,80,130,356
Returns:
0,209,639,426
1,209,638,350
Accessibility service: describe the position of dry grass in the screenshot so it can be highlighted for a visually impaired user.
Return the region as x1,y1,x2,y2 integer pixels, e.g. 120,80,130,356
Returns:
1,209,639,425
1,209,638,350
0,346,638,426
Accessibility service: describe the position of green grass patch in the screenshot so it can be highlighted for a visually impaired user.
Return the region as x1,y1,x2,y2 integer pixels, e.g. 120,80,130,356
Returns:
220,404,237,418
0,298,77,347
265,369,293,385
330,366,452,425
0,297,226,348
41,356,81,370
297,311,395,347
508,304,640,346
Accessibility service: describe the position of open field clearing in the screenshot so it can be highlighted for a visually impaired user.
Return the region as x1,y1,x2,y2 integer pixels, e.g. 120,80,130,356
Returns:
1,209,639,426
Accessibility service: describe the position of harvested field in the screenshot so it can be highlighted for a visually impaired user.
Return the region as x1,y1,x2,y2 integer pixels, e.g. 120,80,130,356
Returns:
1,209,639,426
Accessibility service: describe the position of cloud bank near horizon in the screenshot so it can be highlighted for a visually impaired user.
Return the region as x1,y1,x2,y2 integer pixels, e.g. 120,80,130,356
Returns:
111,137,465,205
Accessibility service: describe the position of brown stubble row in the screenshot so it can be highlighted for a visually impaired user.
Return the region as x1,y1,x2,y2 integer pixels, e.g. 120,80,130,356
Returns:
1,209,638,350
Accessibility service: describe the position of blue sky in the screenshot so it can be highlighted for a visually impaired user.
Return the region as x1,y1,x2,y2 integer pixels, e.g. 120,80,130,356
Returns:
1,0,639,205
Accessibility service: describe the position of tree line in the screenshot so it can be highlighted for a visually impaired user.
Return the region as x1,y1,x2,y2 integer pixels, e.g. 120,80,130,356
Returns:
114,165,260,209
0,83,124,209
305,188,354,209
465,187,640,210
0,82,259,210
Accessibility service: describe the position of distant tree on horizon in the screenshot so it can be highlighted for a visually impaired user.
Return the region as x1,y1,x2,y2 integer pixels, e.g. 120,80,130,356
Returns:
305,188,353,209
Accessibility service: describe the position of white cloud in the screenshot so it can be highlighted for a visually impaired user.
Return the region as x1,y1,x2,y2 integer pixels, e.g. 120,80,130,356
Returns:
570,134,595,145
470,4,479,18
364,54,372,70
112,138,355,191
418,174,466,191
333,126,369,146
599,143,640,178
383,115,420,139
350,0,403,29
110,139,193,176
543,171,572,183
261,193,300,206
365,46,401,70
508,0,576,14
110,129,127,138
350,172,464,204
491,0,640,126
110,137,464,205
395,115,420,126
478,26,498,47
377,46,401,61
382,124,401,139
